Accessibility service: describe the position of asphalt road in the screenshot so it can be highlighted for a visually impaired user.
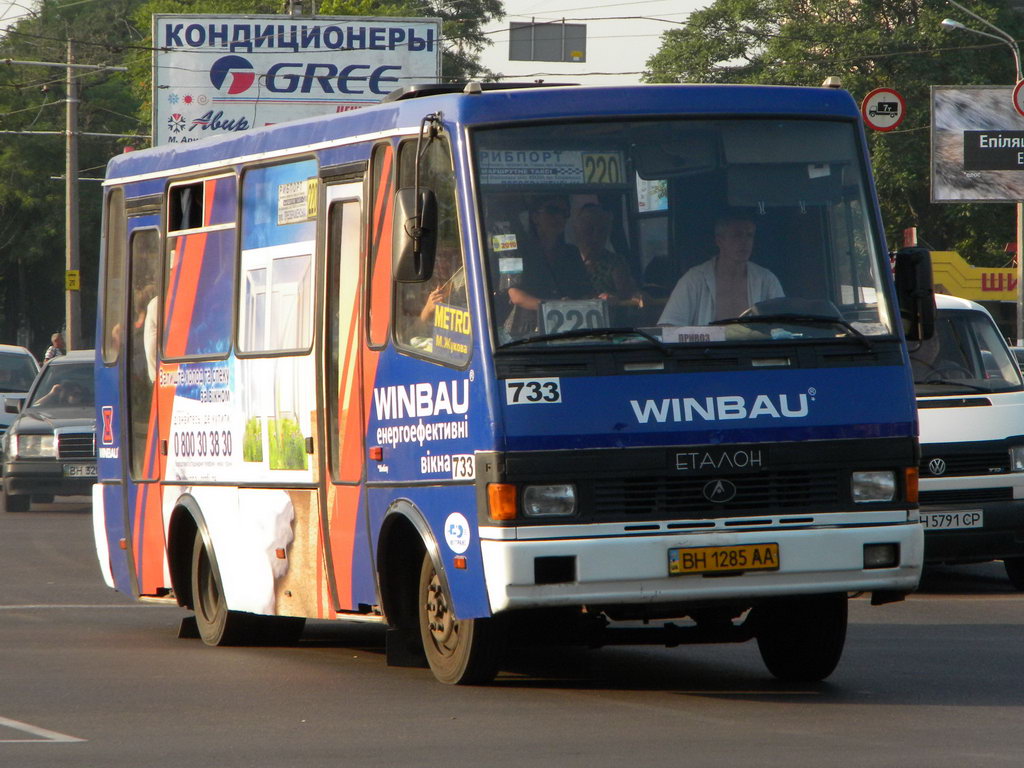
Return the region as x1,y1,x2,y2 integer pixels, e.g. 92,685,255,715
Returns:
1,499,1023,767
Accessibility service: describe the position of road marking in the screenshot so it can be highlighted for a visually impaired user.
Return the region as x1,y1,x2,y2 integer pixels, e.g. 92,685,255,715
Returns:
0,716,85,743
0,604,162,610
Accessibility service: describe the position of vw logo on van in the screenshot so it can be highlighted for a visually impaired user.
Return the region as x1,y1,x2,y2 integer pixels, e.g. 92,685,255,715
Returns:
702,479,738,503
928,458,947,476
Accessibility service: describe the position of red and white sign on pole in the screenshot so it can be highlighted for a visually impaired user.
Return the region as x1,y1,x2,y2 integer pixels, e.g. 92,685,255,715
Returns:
1012,80,1024,118
861,88,906,132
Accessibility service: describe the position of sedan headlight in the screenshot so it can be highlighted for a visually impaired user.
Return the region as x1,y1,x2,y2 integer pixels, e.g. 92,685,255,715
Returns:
522,484,577,517
1010,445,1024,473
15,434,55,458
852,470,896,503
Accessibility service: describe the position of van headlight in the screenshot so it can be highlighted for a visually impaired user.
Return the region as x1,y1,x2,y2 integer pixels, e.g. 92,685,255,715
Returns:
15,434,55,458
852,471,895,503
522,484,577,517
1010,445,1024,472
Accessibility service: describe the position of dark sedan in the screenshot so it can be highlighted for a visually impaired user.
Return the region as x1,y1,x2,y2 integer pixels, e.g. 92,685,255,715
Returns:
1,350,96,512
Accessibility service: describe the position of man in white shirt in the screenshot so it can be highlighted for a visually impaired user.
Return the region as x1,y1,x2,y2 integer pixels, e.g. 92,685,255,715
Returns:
658,211,784,326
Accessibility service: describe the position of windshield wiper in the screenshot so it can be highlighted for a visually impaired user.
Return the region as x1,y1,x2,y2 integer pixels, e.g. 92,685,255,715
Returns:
915,378,991,392
501,326,670,355
710,313,875,350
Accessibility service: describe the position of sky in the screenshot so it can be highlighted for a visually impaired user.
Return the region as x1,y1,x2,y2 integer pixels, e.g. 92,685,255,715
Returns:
476,0,707,85
0,0,708,85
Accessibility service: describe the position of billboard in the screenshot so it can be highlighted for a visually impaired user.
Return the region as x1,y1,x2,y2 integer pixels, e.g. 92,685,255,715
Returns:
508,21,586,62
152,14,442,146
932,85,1024,202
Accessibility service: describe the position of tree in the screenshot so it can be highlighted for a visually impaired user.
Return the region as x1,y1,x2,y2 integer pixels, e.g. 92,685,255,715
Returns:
643,0,1024,266
0,0,146,353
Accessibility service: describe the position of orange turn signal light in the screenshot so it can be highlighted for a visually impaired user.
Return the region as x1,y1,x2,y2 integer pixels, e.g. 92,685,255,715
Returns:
905,467,919,504
487,483,517,521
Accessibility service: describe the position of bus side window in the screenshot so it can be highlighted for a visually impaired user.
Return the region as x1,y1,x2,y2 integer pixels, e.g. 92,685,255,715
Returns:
367,143,394,349
392,135,470,366
102,188,127,365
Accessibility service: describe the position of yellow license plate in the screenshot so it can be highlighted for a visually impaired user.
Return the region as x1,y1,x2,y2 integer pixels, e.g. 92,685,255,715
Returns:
668,543,780,575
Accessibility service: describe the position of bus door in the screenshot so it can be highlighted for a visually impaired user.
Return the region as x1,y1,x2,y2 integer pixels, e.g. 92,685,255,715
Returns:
98,188,156,596
98,200,163,598
123,222,165,596
322,178,375,612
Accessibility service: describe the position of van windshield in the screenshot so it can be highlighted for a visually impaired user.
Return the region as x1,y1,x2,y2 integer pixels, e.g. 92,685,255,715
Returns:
910,308,1022,394
472,117,897,348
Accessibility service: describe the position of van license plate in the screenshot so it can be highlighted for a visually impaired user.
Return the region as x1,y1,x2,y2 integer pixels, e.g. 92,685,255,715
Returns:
668,543,780,575
920,510,983,530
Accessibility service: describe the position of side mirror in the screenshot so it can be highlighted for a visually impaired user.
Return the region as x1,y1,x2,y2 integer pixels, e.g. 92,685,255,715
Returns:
893,247,936,342
4,396,23,415
392,187,437,283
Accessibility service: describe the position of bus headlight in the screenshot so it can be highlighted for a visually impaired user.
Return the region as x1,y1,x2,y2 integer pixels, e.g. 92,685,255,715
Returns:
522,484,577,517
1010,445,1024,472
852,471,895,503
15,434,55,458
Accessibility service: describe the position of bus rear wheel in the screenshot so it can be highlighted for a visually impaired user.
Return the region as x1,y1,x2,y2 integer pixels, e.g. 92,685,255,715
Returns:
418,552,502,685
754,593,848,682
190,530,247,646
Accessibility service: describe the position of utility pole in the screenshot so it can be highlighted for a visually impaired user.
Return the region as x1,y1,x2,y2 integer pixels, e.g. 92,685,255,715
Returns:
65,38,80,351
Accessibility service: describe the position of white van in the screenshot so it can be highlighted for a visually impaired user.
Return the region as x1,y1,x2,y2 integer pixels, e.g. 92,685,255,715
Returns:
911,294,1024,588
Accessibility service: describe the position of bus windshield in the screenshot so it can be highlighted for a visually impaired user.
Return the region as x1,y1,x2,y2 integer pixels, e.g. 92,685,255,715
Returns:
472,117,896,348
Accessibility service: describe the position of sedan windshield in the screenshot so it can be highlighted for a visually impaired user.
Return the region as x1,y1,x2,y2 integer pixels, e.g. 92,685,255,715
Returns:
472,118,896,348
0,352,37,392
30,362,95,408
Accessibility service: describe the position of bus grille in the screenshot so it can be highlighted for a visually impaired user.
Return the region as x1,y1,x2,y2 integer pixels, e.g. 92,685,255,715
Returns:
57,432,96,460
591,470,843,518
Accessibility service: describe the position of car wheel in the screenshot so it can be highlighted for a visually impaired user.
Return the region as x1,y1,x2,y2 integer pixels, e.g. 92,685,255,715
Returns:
1004,558,1024,590
1,490,30,513
32,494,54,504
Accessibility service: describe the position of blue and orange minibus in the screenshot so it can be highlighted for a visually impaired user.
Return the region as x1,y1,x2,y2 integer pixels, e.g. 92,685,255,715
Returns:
94,81,930,684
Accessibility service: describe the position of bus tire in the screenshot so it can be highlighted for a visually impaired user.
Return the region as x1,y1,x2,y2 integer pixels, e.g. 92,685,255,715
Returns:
754,593,847,682
418,551,502,685
190,530,247,646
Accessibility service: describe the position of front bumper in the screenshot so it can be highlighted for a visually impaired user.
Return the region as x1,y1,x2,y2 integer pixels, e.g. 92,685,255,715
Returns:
921,498,1024,563
2,458,97,497
479,512,923,614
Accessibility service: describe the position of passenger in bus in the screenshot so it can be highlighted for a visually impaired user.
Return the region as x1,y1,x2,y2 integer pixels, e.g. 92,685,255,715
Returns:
572,203,641,313
658,210,784,326
503,195,593,336
399,245,467,348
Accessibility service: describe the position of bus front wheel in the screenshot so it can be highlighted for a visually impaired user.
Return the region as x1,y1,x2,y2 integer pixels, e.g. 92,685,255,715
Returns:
417,552,502,685
190,530,247,646
754,593,848,682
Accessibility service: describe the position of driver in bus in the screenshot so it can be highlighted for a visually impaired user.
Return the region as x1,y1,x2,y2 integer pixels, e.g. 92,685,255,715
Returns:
503,195,593,336
658,209,784,326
